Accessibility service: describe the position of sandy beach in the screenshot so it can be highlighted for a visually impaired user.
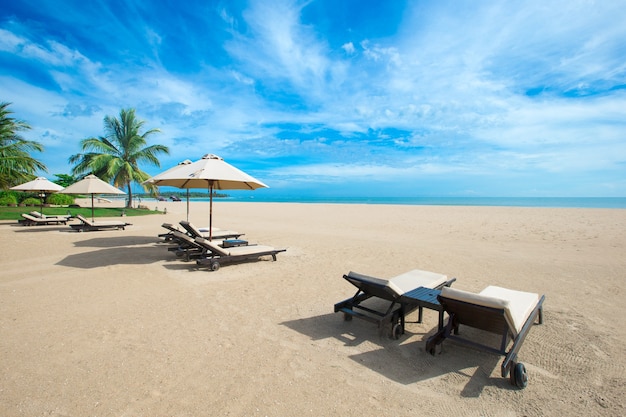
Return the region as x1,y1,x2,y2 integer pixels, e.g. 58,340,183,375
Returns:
1,201,625,416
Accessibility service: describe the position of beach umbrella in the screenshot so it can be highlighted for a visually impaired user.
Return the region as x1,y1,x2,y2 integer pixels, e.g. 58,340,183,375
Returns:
144,154,268,239
10,176,64,214
143,159,193,220
59,174,126,222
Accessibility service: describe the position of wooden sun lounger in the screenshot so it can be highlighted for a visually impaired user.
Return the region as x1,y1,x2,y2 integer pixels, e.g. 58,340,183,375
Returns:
70,214,131,232
425,286,545,388
194,237,286,271
334,269,456,338
159,223,183,242
20,213,69,226
166,231,213,261
179,221,244,241
30,211,72,220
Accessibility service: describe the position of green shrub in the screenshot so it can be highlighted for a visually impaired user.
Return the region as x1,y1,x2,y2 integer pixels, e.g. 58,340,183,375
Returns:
0,194,18,206
21,197,42,206
47,193,74,205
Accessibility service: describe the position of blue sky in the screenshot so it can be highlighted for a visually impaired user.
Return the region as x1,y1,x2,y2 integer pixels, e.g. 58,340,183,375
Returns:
1,0,625,198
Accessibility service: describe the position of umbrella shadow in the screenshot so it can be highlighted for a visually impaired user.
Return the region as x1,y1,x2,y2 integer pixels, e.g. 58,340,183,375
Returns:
72,235,160,248
56,246,164,269
282,313,513,394
13,225,70,233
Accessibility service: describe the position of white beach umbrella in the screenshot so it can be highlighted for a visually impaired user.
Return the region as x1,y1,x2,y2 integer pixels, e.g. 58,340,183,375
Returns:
59,174,126,221
144,154,268,239
10,176,64,214
144,159,193,220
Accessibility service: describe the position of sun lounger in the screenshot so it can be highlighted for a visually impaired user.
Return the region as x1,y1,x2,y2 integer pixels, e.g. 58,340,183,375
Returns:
70,214,131,232
30,211,72,221
166,231,212,260
19,213,69,226
425,285,545,388
194,237,286,271
159,222,183,241
334,269,456,338
179,221,244,241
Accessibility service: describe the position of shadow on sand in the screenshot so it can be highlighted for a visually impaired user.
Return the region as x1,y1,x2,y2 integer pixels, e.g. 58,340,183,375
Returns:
281,313,514,396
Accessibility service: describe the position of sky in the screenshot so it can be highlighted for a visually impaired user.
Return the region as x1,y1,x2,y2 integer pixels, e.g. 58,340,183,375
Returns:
1,0,626,198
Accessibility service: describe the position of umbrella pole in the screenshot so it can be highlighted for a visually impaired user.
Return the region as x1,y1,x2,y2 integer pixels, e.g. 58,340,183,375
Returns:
209,182,213,241
91,194,95,222
186,189,190,222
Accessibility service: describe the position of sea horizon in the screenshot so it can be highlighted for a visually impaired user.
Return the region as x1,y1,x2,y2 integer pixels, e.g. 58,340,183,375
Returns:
130,195,626,209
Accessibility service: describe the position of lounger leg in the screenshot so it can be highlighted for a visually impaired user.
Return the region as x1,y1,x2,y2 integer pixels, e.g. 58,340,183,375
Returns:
425,313,455,355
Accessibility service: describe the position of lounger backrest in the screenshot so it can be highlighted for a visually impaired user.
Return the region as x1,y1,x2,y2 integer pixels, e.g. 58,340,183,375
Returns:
195,237,229,256
22,213,41,221
30,211,43,218
76,214,93,225
162,223,176,231
479,286,540,336
440,286,540,337
172,231,195,244
344,272,399,300
180,221,204,238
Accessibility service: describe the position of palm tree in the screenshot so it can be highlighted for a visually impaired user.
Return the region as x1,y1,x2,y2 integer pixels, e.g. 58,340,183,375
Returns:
69,108,169,208
0,102,47,189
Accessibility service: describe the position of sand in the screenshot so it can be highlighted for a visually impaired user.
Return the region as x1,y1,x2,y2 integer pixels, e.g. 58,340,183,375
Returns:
1,201,625,416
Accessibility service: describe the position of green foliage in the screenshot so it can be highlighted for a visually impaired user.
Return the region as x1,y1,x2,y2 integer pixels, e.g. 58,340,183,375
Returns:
21,197,42,206
68,108,169,208
0,102,47,189
0,205,161,221
0,192,18,206
47,193,74,205
53,174,78,187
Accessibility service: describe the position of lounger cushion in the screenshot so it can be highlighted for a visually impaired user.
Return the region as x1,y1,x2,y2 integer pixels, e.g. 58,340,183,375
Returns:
387,269,449,295
440,286,539,336
479,286,540,336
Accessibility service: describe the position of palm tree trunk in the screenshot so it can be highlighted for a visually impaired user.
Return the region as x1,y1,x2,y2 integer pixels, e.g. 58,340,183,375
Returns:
126,183,133,208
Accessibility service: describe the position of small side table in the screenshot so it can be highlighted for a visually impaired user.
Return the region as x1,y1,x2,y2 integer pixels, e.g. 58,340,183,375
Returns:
221,239,248,248
400,287,445,331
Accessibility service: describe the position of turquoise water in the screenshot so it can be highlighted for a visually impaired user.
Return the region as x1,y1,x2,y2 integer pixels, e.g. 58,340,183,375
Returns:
159,195,626,209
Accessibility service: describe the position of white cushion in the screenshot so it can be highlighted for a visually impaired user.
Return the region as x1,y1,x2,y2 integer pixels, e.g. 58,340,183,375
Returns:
440,285,539,336
480,286,540,336
388,269,449,295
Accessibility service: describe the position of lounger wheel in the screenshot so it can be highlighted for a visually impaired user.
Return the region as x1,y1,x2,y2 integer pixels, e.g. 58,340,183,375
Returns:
209,261,220,271
392,323,403,340
510,362,528,389
343,312,353,321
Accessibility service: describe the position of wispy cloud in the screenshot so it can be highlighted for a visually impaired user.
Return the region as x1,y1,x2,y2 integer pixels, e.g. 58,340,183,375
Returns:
1,0,625,196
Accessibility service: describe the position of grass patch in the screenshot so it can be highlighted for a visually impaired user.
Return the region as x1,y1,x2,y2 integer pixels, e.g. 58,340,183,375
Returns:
0,206,162,221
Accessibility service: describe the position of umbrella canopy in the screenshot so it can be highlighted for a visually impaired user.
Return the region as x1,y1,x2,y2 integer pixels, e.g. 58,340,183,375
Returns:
144,154,268,239
10,177,64,213
59,174,126,221
144,159,193,220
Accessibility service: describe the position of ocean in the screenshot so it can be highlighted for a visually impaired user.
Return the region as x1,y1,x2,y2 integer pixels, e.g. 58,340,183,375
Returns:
139,195,626,209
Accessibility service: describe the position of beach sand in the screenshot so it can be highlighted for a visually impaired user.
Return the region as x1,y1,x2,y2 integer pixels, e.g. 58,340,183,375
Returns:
1,201,625,416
